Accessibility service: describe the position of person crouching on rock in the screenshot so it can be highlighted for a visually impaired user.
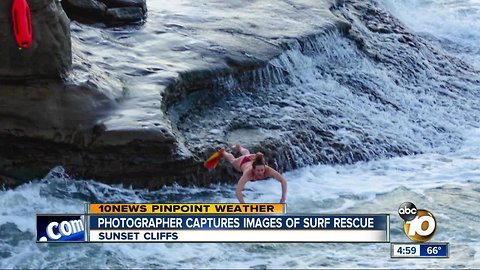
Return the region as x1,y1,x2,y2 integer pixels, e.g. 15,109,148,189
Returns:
222,144,287,203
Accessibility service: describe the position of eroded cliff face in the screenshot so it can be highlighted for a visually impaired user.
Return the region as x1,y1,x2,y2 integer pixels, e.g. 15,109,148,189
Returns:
0,0,71,79
1,0,353,190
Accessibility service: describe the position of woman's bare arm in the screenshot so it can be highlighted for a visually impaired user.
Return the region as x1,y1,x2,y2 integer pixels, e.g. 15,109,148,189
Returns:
267,168,288,203
236,173,250,203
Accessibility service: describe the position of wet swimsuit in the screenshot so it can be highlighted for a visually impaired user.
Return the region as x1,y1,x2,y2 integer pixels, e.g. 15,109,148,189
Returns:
240,155,253,167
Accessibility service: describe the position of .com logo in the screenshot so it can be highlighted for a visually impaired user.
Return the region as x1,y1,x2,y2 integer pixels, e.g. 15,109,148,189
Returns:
398,202,436,243
38,215,85,242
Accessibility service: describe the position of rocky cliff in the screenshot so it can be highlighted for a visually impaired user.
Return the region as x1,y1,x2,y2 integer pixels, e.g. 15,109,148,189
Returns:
0,0,71,78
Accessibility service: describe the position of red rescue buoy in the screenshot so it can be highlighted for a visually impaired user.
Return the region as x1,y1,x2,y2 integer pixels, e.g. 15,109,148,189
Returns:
11,0,33,49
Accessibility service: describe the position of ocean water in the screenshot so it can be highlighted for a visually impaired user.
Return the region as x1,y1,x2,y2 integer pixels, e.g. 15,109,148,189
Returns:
379,0,480,69
1,0,480,268
1,129,479,268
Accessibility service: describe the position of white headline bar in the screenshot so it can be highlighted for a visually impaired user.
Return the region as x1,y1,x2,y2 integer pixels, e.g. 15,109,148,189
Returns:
89,230,388,242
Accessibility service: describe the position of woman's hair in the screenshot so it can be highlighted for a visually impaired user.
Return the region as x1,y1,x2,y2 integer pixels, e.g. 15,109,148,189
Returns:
252,152,266,168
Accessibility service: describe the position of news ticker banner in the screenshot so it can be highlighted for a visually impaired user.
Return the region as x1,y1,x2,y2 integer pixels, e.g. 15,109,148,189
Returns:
36,203,390,243
391,243,449,258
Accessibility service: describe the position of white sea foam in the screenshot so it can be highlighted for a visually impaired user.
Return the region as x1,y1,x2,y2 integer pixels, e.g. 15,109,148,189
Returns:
379,0,480,69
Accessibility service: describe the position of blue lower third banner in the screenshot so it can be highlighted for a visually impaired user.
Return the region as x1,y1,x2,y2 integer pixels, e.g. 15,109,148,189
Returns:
37,215,85,242
88,214,389,242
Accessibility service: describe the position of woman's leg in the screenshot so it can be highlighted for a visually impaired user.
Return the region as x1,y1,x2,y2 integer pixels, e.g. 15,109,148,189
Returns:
233,143,250,156
222,150,243,172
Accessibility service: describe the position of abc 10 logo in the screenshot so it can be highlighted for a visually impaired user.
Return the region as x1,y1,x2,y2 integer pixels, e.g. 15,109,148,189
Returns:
398,202,436,242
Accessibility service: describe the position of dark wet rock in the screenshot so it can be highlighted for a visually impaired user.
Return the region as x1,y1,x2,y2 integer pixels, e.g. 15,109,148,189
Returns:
0,249,11,259
61,0,146,25
0,174,20,190
0,0,71,79
61,0,107,21
106,7,144,24
103,0,147,12
0,78,201,190
338,0,478,80
0,223,33,246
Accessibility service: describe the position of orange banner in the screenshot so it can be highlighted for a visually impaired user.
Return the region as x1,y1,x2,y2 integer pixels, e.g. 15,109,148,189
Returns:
89,203,286,214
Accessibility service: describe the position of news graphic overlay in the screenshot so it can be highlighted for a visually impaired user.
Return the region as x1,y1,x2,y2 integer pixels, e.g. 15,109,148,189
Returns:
398,202,436,243
36,204,390,243
391,202,449,258
36,215,85,242
86,203,389,243
391,243,449,258
89,203,285,215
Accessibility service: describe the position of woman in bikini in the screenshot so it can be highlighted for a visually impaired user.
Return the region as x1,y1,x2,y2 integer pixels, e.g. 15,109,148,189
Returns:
222,144,287,203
